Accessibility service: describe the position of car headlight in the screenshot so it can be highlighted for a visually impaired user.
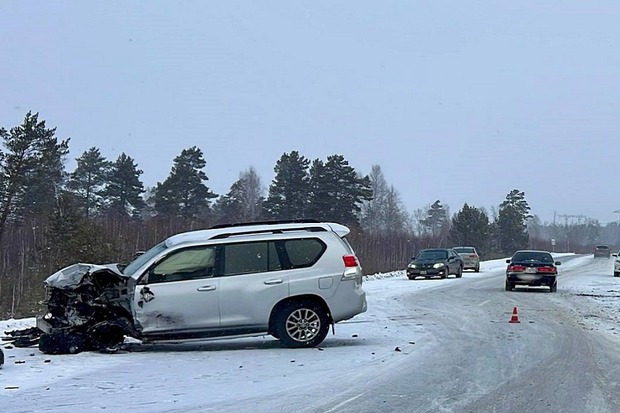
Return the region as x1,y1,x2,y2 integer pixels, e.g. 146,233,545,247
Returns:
408,264,417,269
433,263,445,269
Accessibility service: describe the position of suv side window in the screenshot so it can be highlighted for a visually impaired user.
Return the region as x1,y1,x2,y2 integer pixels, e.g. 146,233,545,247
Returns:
147,245,216,283
217,238,326,276
221,241,272,276
282,238,326,268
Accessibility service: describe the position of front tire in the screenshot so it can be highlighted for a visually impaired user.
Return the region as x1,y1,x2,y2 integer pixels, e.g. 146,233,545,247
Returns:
456,265,463,278
39,331,86,355
274,301,330,348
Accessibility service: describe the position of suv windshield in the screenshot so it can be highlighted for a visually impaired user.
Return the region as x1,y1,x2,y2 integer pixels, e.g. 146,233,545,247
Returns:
122,242,168,276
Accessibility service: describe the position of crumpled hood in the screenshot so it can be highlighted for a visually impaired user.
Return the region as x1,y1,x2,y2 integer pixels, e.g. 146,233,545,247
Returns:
45,263,127,290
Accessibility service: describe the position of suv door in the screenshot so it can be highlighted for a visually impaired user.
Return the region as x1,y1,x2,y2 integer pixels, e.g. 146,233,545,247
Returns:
216,240,289,328
133,245,221,334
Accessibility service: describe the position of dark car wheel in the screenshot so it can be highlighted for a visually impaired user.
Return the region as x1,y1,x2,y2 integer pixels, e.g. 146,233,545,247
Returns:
614,272,619,278
274,301,330,348
549,282,557,293
505,280,513,291
39,331,86,355
456,265,463,278
475,265,480,273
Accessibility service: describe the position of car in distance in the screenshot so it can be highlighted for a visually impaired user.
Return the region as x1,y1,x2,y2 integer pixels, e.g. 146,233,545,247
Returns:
35,221,367,354
452,246,480,272
406,248,463,280
505,250,560,292
594,245,611,258
613,250,620,277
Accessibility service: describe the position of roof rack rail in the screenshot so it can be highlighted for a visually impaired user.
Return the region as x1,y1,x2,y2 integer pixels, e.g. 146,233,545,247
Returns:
209,219,320,230
210,226,327,240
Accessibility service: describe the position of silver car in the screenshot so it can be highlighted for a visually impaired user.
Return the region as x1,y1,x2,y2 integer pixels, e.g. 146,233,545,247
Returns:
36,221,367,354
453,246,480,272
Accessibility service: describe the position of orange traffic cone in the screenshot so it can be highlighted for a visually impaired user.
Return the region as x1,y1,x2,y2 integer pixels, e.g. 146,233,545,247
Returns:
509,306,520,323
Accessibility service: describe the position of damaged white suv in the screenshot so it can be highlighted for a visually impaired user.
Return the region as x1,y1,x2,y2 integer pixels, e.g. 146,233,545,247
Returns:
36,221,367,354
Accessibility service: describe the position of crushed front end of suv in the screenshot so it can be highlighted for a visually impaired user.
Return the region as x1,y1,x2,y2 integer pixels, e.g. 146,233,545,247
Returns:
24,221,367,354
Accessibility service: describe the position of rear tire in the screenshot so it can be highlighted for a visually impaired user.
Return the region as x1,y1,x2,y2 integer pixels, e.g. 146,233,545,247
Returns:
274,301,330,348
614,272,619,278
505,280,513,291
549,282,557,293
475,265,480,273
456,265,463,278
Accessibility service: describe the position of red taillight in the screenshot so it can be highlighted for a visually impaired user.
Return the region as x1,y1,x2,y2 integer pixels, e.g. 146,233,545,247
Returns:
538,266,557,274
508,265,526,272
469,254,478,258
343,254,359,268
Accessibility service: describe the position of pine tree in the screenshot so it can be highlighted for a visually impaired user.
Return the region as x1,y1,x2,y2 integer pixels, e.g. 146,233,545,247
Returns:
496,189,531,254
67,147,111,218
47,191,119,267
102,153,146,217
0,112,69,245
213,167,264,223
264,151,311,220
151,146,217,220
448,203,490,255
307,154,372,226
421,200,448,238
307,158,330,221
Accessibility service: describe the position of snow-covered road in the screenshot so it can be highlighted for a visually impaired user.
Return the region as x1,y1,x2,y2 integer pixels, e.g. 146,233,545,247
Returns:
2,254,620,413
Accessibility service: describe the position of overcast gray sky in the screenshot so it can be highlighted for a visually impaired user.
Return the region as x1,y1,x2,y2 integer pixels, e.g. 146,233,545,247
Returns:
1,1,618,224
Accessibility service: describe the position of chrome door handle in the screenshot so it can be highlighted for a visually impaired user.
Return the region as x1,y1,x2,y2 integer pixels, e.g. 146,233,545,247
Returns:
264,279,283,285
197,285,216,291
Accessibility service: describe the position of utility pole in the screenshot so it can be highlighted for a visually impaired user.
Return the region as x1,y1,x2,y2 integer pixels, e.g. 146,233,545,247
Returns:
557,214,586,252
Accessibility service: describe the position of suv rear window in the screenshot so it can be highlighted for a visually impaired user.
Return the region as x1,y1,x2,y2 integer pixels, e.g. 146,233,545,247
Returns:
282,238,326,268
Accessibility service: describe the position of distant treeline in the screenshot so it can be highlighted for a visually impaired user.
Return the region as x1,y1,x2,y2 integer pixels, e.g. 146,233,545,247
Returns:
1,112,617,318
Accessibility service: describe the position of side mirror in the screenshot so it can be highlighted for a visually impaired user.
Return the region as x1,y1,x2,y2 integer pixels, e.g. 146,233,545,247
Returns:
555,261,561,265
505,259,511,263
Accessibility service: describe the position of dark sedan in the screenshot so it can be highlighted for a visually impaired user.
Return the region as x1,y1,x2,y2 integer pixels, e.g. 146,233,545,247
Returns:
406,248,463,280
594,245,611,258
505,250,560,292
